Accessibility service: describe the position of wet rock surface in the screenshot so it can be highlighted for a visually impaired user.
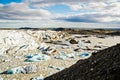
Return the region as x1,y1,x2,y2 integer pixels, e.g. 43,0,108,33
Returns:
45,44,120,80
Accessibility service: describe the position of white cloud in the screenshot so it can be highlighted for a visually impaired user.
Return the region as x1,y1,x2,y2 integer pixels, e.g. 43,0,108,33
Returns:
23,0,117,6
0,20,119,28
0,2,51,20
66,4,83,11
55,12,120,23
23,0,112,9
24,0,112,4
0,0,120,28
0,4,3,7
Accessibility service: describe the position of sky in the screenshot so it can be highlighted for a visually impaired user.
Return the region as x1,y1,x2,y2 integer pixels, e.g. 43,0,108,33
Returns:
0,0,120,28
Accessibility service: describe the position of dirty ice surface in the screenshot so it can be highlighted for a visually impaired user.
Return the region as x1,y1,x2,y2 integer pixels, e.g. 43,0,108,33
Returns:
0,30,120,80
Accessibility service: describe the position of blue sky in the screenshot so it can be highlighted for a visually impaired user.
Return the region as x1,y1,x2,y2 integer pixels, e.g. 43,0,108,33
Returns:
0,0,21,4
43,4,73,14
0,0,120,28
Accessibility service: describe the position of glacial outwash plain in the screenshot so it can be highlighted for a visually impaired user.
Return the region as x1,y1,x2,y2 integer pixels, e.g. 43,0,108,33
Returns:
0,28,120,80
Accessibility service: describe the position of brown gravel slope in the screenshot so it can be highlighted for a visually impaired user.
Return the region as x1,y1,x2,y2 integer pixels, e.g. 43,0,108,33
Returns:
45,44,120,80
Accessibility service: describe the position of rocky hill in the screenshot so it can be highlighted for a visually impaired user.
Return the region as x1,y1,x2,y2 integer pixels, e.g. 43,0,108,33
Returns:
45,44,120,80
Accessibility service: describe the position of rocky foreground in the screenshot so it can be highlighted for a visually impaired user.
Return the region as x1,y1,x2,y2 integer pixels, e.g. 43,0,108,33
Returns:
45,44,120,80
0,30,120,80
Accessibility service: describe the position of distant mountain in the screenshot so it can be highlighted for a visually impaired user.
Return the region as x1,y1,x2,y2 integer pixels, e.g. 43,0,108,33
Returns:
19,27,36,30
52,27,65,31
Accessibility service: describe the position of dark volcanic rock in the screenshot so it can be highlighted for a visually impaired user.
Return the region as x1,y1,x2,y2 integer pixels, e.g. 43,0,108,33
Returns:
45,44,120,80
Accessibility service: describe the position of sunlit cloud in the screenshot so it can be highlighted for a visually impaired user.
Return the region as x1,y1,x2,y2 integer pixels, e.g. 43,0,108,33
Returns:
0,0,120,28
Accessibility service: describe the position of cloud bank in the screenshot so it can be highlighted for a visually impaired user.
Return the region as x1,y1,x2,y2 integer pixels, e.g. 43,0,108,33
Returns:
0,2,51,20
0,0,120,28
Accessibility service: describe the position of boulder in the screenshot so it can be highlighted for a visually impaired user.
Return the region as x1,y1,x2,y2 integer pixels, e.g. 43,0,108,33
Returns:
69,39,78,44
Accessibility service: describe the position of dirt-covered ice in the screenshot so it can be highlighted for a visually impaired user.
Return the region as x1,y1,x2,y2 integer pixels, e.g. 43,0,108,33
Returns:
0,30,120,80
